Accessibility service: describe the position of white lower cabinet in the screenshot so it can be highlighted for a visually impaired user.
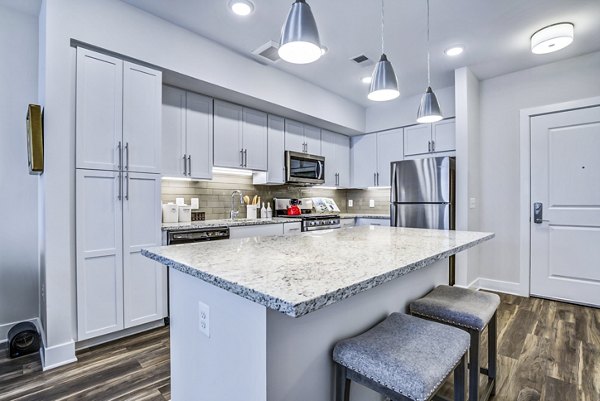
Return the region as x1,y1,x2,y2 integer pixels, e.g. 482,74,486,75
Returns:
229,223,284,239
76,169,166,340
356,218,391,227
340,218,356,228
283,222,302,235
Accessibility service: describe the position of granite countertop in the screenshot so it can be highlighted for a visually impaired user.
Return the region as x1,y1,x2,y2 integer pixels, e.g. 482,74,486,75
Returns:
339,213,390,219
162,217,302,231
143,226,494,318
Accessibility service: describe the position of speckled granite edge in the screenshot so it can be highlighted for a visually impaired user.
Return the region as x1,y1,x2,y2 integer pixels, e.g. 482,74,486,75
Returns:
339,213,390,220
161,217,302,231
142,232,494,318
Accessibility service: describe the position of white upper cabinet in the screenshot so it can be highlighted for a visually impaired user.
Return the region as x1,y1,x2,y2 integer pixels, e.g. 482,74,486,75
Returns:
321,130,350,187
285,120,322,155
123,62,162,173
404,118,455,157
253,115,286,185
351,134,378,188
162,86,213,180
76,49,123,171
351,129,404,188
185,92,213,179
376,128,404,187
242,108,268,171
76,48,161,174
214,100,243,168
214,100,267,171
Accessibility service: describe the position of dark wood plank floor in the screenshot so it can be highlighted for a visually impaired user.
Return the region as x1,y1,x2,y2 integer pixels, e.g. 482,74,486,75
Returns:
0,293,598,400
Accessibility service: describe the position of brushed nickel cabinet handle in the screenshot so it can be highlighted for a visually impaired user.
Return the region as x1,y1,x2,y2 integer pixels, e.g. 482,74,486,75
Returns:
188,155,192,176
125,142,130,171
183,154,187,176
117,141,122,171
118,172,122,200
125,173,129,200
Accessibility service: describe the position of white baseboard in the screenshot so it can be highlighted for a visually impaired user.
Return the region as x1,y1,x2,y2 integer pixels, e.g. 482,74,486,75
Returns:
454,277,481,290
76,319,165,351
41,339,77,371
0,317,42,345
478,278,526,296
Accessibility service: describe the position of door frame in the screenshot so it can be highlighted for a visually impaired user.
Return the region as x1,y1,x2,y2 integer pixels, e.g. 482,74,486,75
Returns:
519,96,600,297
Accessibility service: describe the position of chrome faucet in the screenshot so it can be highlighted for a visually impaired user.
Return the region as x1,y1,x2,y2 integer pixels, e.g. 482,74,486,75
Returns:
230,190,244,220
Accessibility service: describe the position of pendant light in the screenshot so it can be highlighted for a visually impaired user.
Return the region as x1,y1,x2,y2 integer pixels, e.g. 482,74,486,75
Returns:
416,0,443,123
368,0,400,102
279,0,322,64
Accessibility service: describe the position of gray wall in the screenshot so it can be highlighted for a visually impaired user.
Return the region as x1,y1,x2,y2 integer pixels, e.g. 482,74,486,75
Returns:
0,3,40,341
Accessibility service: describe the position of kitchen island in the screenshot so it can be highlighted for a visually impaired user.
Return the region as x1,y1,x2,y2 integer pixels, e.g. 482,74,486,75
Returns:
142,226,493,401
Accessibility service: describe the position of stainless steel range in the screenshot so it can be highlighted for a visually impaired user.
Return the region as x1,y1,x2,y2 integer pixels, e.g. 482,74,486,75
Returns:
273,198,341,232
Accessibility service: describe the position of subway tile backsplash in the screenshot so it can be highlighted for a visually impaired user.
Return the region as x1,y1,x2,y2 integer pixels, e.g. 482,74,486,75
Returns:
161,174,391,220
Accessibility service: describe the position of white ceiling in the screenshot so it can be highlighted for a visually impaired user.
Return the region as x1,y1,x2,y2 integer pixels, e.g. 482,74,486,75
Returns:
123,0,600,107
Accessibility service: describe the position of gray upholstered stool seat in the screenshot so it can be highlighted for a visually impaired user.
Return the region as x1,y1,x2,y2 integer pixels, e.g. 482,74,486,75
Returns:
410,286,500,401
333,313,470,401
410,285,500,331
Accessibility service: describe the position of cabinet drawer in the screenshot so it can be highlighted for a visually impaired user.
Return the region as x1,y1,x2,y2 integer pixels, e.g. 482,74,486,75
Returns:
229,224,284,239
283,222,302,235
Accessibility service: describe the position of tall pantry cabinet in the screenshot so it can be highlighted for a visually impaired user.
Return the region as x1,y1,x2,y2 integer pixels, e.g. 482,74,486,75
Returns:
75,48,166,341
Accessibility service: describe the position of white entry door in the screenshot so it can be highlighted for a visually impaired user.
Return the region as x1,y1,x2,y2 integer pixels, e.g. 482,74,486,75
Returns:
530,105,600,306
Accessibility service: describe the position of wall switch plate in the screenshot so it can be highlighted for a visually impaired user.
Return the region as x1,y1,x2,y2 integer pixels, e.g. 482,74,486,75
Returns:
469,197,477,209
348,199,353,207
369,199,375,208
198,301,210,338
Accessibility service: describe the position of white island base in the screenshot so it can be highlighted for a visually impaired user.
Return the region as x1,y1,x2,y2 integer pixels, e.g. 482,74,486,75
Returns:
169,260,448,401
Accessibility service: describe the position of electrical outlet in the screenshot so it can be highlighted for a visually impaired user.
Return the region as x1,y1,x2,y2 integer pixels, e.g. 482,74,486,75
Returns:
469,197,477,209
369,199,375,208
348,199,353,207
198,301,210,338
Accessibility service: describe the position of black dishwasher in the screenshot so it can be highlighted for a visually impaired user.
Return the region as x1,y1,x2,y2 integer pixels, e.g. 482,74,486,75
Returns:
166,227,230,245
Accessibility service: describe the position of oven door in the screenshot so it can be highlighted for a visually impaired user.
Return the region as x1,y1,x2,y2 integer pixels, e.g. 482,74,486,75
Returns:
285,151,325,185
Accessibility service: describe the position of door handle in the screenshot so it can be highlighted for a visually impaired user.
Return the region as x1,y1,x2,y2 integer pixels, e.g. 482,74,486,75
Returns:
533,202,549,223
428,141,431,152
243,149,248,167
183,154,187,176
188,155,192,175
374,173,377,186
124,173,129,200
125,142,129,171
117,141,122,170
118,172,122,200
432,140,435,152
377,172,380,186
240,149,244,167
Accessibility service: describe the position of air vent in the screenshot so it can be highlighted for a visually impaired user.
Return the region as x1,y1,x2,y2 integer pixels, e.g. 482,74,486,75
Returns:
351,54,369,64
252,41,281,64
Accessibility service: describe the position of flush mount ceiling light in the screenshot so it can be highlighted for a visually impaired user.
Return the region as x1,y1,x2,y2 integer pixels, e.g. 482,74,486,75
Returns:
368,0,400,101
444,46,464,56
229,0,254,16
531,22,574,54
279,0,322,64
417,0,443,124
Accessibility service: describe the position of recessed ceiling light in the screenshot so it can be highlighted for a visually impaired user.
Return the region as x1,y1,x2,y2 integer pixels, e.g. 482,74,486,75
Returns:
229,0,254,16
361,76,372,84
444,46,464,56
531,22,574,54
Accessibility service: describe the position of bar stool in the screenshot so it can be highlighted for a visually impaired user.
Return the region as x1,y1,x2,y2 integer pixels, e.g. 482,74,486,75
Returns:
410,286,500,401
333,313,470,401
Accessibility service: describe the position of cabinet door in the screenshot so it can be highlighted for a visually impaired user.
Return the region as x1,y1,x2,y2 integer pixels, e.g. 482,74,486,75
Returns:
186,92,213,179
123,172,167,328
76,169,124,340
303,124,322,155
266,115,286,183
214,100,243,168
123,62,162,173
404,124,432,156
76,48,123,171
336,133,351,188
432,119,456,153
161,86,186,177
284,119,305,153
377,128,404,187
320,130,338,186
242,108,268,171
351,134,378,188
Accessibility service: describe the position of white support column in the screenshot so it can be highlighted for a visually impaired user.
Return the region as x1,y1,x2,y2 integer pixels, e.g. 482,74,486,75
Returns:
454,67,481,288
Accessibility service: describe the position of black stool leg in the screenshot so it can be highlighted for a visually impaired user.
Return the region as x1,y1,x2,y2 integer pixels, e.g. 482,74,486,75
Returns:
488,312,497,396
469,329,480,401
335,364,351,401
454,353,468,401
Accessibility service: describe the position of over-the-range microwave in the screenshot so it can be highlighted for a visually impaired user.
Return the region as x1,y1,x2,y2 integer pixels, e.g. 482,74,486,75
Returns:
285,151,325,185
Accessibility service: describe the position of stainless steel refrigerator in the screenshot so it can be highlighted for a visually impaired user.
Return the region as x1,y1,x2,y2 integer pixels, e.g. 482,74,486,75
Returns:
390,156,455,229
390,156,456,283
